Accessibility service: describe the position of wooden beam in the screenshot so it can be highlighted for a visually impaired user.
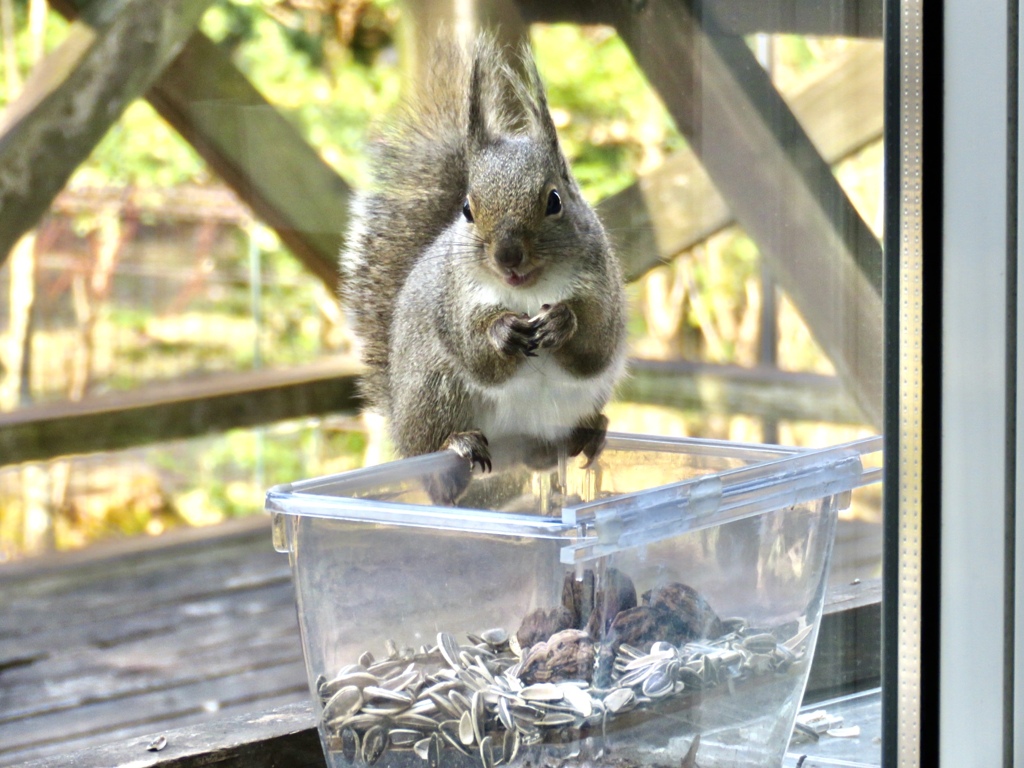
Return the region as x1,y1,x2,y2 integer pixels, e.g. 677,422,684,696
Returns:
144,34,349,289
47,1,350,290
620,359,864,425
0,359,363,466
0,358,860,466
0,0,215,267
608,1,883,428
516,0,883,38
698,0,882,38
601,43,883,282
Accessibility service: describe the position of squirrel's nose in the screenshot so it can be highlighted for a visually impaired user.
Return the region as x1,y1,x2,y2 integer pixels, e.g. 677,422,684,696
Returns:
494,244,524,271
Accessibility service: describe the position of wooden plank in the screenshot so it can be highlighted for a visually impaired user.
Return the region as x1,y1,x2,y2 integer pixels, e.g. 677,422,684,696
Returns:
806,578,881,698
1,662,307,761
45,0,350,290
18,701,323,768
619,359,864,425
0,358,362,466
600,43,884,282
516,0,883,37
608,1,883,428
0,0,215,266
0,518,313,767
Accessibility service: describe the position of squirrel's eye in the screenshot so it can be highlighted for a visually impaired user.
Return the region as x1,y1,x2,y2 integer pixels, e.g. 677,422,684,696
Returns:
545,189,562,217
462,198,474,223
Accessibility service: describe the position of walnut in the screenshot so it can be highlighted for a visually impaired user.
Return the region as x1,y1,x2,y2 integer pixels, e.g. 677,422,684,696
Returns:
594,582,723,687
642,582,724,640
561,569,596,629
583,567,637,640
518,628,595,684
516,605,574,651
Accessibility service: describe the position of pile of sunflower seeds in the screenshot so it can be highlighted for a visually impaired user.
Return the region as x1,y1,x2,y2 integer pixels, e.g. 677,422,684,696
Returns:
316,622,814,767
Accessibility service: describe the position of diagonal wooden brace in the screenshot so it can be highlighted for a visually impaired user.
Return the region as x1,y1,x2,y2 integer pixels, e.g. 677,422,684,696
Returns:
0,0,216,265
609,0,883,426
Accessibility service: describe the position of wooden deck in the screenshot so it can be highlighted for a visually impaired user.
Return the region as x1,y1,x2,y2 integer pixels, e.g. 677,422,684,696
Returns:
0,517,307,766
0,515,880,767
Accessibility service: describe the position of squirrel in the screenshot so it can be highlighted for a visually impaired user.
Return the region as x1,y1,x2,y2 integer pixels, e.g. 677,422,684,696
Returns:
340,36,628,489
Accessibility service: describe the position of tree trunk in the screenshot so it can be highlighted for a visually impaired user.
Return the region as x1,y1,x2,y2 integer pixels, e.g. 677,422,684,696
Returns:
0,0,20,96
2,232,36,410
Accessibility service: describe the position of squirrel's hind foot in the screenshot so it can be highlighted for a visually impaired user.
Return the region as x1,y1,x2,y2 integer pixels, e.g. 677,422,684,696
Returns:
568,413,610,468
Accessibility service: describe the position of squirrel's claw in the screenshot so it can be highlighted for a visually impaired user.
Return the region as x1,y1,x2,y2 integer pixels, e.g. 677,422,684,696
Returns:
490,312,537,358
443,430,492,474
530,302,578,351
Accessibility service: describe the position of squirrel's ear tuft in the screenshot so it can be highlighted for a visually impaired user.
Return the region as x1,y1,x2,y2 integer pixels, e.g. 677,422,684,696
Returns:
520,46,571,180
468,39,495,152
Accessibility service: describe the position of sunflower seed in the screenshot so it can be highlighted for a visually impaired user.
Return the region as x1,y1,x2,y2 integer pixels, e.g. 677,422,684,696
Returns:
557,684,593,717
459,710,475,745
380,669,420,692
479,735,495,768
497,695,514,731
362,725,388,765
784,624,814,652
428,732,443,767
389,728,423,747
364,685,414,705
538,711,576,727
641,666,675,698
519,683,562,701
742,633,779,653
394,712,441,730
428,690,462,719
438,720,474,756
340,727,359,762
325,671,378,694
603,687,635,714
322,685,363,722
481,627,509,646
332,712,382,731
413,737,431,761
503,729,520,764
449,689,471,713
471,690,487,743
438,632,462,669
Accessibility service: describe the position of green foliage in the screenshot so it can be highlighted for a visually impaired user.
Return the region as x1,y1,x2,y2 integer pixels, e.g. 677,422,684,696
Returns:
532,25,683,202
200,0,403,187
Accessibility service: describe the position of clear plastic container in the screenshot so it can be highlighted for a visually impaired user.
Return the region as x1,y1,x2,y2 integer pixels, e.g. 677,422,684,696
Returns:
266,434,881,768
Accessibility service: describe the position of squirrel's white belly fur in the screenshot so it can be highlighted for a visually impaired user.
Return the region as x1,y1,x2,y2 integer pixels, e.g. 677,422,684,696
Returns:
475,352,623,443
465,276,626,444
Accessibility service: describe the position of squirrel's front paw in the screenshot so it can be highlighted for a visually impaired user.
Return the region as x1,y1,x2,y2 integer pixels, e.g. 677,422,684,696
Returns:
489,312,539,358
531,303,578,350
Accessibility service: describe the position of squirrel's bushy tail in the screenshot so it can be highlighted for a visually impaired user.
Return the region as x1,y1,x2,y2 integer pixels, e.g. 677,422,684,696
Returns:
341,37,511,411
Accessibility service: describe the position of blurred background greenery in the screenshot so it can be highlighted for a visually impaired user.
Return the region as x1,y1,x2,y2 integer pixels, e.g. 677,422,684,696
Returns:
0,0,881,560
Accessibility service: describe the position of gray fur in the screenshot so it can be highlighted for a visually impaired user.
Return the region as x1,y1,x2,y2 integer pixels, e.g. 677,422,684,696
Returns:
340,36,628,467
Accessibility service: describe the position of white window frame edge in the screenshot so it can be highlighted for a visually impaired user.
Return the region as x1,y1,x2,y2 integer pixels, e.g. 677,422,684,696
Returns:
942,0,1014,764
